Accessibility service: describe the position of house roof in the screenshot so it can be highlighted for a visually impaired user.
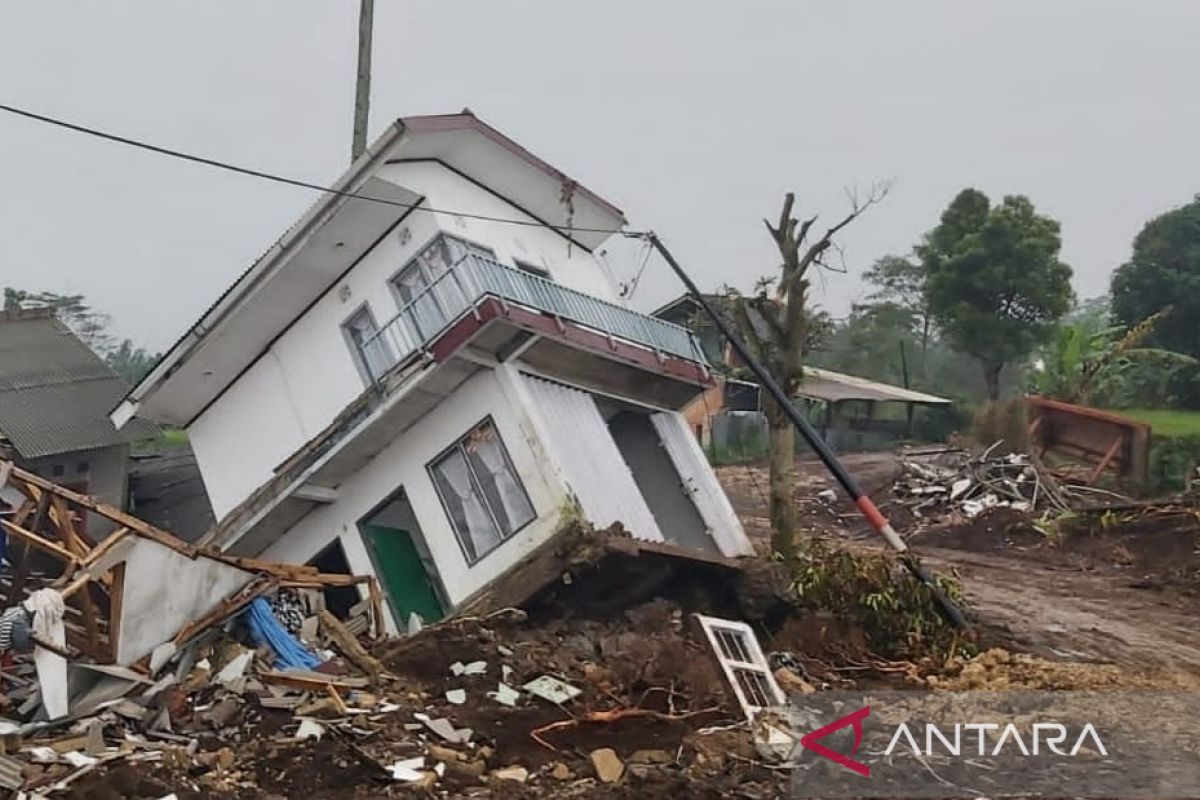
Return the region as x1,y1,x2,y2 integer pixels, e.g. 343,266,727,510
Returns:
0,310,158,458
113,111,628,429
799,367,951,405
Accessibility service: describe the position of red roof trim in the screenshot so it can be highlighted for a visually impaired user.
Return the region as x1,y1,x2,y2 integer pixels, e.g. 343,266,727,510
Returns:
400,113,626,221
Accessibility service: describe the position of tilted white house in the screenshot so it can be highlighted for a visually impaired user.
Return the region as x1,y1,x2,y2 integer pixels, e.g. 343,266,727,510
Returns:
113,113,752,630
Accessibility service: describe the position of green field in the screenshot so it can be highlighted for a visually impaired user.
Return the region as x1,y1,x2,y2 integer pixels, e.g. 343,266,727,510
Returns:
131,426,189,455
1113,408,1200,438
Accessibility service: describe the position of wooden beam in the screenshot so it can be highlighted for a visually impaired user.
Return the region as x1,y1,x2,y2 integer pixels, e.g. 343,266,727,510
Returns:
368,577,385,638
1087,434,1125,486
50,496,91,559
6,466,198,557
0,519,81,564
171,579,273,647
107,563,126,664
319,609,383,681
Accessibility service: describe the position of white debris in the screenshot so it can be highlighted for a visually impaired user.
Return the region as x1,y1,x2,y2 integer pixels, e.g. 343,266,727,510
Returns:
414,712,472,744
296,719,325,741
487,683,521,707
445,689,467,705
449,660,488,677
215,651,254,688
816,489,837,503
523,675,582,704
388,756,426,781
949,478,972,500
60,751,97,769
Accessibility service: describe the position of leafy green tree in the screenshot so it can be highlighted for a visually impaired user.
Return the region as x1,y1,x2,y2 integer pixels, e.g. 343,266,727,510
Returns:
106,339,160,385
1110,196,1200,406
1030,306,1194,406
919,189,1074,400
862,255,933,362
1111,196,1200,358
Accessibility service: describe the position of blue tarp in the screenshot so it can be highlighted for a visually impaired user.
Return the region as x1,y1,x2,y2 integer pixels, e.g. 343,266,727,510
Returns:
244,597,322,671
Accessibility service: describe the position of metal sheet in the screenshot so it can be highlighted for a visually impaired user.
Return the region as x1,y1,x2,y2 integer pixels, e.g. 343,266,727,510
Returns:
521,376,664,542
651,411,754,557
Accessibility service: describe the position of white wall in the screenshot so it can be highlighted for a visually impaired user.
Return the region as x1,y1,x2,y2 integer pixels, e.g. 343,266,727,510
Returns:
115,539,254,665
258,365,573,626
186,162,621,521
29,444,129,539
380,162,620,301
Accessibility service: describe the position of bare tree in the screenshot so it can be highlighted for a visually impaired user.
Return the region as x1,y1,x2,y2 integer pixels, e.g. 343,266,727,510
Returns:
727,185,889,562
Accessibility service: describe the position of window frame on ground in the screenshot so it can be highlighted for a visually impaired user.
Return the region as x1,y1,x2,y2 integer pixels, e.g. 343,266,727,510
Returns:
341,302,395,385
427,417,536,566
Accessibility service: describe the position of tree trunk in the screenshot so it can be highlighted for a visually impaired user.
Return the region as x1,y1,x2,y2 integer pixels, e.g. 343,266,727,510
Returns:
982,362,1003,401
764,393,797,563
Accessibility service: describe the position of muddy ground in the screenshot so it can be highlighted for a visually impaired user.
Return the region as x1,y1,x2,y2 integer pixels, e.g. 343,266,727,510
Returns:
67,452,1199,798
718,453,1200,679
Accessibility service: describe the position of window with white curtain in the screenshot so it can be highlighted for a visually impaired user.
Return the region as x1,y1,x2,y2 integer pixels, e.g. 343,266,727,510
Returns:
428,419,535,564
391,234,495,341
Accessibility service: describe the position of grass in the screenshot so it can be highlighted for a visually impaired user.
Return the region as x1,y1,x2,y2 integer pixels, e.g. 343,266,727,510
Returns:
1112,408,1200,438
130,427,189,456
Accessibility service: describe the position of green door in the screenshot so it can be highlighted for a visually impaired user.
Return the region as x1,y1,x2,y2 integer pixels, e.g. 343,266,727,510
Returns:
360,524,444,626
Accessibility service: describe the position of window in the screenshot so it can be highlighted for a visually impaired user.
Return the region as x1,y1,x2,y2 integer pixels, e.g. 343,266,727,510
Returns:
695,614,786,720
428,419,535,564
391,234,495,340
514,259,550,279
343,305,395,383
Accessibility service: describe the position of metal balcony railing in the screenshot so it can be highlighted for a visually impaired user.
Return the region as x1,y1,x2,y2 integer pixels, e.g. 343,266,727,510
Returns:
358,254,706,382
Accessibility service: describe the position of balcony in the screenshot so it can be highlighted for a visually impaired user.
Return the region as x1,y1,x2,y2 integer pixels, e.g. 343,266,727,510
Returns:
210,256,711,556
358,254,708,386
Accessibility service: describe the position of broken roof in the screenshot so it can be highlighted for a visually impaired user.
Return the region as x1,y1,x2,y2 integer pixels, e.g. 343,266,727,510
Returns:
0,310,156,458
800,367,951,405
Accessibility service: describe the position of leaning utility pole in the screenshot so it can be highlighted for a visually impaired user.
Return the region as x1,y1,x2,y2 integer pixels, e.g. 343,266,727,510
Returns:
351,0,375,161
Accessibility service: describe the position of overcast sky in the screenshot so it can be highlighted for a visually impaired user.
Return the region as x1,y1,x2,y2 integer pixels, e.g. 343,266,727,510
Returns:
1,2,1197,350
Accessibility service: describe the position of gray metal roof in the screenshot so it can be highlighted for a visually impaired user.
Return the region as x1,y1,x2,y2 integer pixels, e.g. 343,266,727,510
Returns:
799,367,952,405
0,311,158,458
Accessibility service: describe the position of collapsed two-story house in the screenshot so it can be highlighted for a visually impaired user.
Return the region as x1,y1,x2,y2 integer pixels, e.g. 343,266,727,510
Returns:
112,113,752,631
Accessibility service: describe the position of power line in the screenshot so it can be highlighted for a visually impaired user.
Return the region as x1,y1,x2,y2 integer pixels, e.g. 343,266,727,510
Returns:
0,101,640,237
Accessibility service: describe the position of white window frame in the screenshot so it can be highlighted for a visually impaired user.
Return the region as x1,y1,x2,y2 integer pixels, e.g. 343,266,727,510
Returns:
695,614,786,720
427,417,535,566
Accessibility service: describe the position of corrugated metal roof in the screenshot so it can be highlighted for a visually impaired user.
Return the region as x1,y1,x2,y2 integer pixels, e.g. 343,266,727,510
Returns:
799,367,952,405
0,311,158,458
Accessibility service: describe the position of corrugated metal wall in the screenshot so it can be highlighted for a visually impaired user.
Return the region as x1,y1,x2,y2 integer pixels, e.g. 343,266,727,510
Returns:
521,376,664,542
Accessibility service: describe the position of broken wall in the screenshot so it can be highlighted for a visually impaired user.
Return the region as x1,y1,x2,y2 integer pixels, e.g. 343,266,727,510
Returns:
116,538,255,665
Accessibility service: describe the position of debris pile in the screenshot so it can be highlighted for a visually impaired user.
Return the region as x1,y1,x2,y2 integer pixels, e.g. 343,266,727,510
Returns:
893,444,1074,521
0,462,391,798
0,460,802,797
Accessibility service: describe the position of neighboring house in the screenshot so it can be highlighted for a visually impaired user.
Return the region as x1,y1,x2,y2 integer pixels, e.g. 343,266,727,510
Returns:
113,112,753,632
0,309,156,538
652,294,951,450
127,444,218,543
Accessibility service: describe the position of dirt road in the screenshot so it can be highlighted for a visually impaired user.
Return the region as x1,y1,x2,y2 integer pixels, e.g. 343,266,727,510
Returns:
718,453,1200,683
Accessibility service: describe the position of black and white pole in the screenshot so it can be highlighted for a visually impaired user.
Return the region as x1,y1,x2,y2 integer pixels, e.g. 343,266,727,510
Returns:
645,233,968,629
